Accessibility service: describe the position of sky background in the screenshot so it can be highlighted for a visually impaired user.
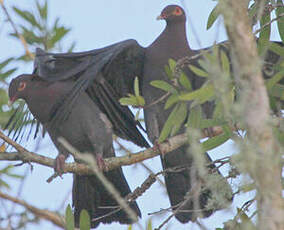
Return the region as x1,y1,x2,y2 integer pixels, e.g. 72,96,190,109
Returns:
0,0,281,230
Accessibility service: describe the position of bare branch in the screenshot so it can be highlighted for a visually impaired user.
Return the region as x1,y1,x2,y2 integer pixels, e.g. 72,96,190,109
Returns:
0,191,65,228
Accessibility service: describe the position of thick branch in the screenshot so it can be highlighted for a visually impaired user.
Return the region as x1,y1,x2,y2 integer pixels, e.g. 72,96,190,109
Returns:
220,1,284,230
0,191,65,228
0,127,225,176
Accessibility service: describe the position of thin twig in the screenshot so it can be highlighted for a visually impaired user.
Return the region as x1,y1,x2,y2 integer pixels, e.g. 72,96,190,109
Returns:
154,182,201,230
254,13,284,35
143,92,170,109
115,139,165,187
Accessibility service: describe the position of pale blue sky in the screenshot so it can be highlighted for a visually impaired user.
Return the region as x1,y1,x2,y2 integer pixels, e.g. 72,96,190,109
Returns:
1,0,281,230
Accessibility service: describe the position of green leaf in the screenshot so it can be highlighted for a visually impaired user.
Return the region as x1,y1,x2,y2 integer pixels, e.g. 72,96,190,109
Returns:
68,42,76,52
158,104,179,143
0,178,10,189
170,102,187,137
248,3,257,21
119,94,145,107
65,204,75,230
200,118,226,129
49,27,70,48
207,3,220,30
270,83,284,99
267,41,284,57
79,209,90,230
258,11,271,54
150,80,177,94
168,58,176,73
187,105,202,128
276,0,284,42
179,71,192,91
0,165,14,173
165,94,179,109
13,7,42,30
213,101,223,119
274,127,284,147
136,95,145,106
220,50,230,74
164,65,173,79
201,129,231,151
179,84,215,103
266,70,284,90
0,58,14,70
188,64,208,77
146,219,153,230
134,77,140,97
120,95,138,106
0,89,9,105
5,173,24,179
0,68,17,80
20,26,43,44
36,0,48,20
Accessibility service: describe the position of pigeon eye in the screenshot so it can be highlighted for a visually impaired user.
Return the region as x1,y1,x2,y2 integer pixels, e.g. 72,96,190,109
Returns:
174,7,182,16
18,82,26,91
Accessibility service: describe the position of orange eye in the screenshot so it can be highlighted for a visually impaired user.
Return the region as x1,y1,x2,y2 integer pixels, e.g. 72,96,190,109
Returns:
18,82,26,91
175,7,182,16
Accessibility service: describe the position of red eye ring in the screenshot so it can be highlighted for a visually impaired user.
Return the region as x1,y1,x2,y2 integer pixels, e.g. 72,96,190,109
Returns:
175,7,182,16
18,82,26,91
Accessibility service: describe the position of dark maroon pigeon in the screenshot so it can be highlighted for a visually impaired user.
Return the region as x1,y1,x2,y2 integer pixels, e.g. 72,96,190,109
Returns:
6,4,283,224
8,74,141,228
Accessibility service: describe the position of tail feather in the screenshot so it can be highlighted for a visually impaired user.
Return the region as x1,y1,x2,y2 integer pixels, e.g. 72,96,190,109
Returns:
161,144,232,223
72,169,141,228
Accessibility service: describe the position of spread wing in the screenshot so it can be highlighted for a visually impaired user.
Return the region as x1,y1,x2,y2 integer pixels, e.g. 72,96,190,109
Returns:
7,39,150,148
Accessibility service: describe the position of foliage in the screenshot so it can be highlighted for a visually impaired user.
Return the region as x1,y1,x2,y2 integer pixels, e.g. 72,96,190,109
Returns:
0,1,76,229
1,0,75,141
0,0,283,229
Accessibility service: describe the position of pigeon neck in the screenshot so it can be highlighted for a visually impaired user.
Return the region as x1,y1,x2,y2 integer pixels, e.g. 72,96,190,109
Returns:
163,21,190,50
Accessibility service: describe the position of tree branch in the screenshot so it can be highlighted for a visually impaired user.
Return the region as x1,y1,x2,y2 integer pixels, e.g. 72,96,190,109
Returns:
0,126,226,177
220,1,284,230
0,191,65,228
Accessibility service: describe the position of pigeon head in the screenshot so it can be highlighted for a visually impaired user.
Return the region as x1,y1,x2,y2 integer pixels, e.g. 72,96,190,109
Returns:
157,5,186,24
9,74,35,104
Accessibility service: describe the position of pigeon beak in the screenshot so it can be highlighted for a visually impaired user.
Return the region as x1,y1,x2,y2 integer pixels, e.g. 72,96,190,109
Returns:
8,97,16,106
156,15,164,20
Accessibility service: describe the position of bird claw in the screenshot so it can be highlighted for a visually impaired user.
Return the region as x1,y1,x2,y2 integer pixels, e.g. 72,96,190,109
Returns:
96,154,107,171
54,154,66,176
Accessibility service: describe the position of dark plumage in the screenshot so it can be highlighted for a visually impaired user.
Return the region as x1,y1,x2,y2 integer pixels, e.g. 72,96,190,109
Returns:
8,74,141,228
142,5,231,222
6,3,283,224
